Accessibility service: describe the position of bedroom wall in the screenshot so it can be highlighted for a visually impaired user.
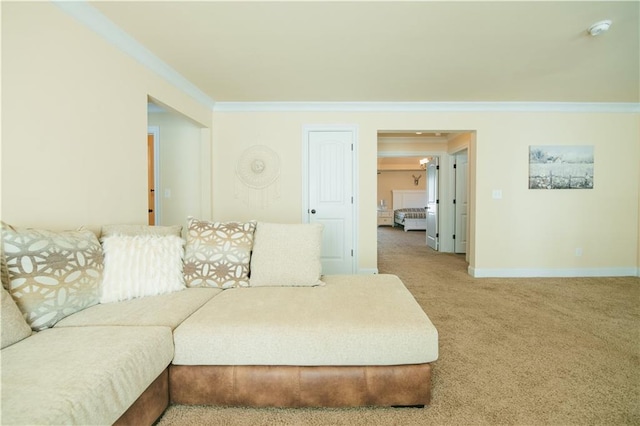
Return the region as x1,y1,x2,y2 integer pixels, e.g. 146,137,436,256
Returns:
1,2,213,233
377,172,426,210
212,110,639,276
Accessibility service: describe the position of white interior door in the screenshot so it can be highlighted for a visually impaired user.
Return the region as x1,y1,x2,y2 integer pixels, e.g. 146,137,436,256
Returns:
426,157,439,250
454,151,468,253
306,129,355,274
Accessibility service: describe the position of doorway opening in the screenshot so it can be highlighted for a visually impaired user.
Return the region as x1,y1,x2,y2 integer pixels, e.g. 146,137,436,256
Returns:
376,130,474,269
147,97,212,231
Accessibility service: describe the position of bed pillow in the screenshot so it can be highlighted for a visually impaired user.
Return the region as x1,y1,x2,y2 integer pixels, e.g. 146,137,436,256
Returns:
183,218,256,289
100,224,182,239
100,234,185,303
1,223,103,330
249,222,324,287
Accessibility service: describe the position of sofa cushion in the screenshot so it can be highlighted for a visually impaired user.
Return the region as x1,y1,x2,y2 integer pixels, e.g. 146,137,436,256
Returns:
1,223,103,330
100,235,185,303
0,286,32,349
173,274,438,366
100,224,182,238
1,326,173,425
183,218,256,289
55,287,220,330
249,222,323,287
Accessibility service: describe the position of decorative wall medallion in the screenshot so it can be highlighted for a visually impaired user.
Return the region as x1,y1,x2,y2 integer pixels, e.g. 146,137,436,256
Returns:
235,145,281,207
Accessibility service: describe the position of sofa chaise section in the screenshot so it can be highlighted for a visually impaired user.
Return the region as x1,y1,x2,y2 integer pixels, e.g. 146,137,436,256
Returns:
170,274,438,407
1,326,173,425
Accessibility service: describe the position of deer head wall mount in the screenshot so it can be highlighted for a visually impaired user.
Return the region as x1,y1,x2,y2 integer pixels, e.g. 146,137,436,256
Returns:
412,174,422,186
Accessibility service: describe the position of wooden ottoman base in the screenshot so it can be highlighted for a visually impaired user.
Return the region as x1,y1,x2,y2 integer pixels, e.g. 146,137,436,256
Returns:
115,368,169,426
169,363,432,408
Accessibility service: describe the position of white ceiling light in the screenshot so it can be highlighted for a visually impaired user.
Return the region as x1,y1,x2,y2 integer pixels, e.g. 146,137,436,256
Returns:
588,20,612,36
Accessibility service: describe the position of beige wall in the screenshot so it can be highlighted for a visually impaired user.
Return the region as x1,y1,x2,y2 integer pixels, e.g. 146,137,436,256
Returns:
1,2,212,234
448,133,472,154
2,2,638,276
212,111,639,275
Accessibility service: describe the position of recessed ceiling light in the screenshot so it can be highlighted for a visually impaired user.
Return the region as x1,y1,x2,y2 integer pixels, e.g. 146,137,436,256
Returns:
588,20,612,36
415,132,423,135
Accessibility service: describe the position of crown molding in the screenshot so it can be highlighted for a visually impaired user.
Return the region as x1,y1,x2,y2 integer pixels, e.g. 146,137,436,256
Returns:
213,101,640,113
53,0,216,109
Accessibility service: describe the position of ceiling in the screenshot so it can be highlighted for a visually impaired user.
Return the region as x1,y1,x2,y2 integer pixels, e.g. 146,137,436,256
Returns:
377,156,426,171
91,1,639,103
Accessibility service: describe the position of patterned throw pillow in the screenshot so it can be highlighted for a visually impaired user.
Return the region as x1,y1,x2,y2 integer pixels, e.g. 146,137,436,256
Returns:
1,223,103,331
183,218,256,289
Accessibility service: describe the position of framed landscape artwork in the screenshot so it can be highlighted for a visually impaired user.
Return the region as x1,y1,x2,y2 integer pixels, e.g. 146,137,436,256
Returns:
529,145,594,189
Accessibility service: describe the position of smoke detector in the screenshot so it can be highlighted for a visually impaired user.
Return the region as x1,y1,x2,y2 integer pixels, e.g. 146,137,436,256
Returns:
588,20,612,36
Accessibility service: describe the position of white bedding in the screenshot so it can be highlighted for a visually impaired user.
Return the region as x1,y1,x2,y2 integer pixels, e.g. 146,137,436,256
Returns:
394,208,427,231
392,190,427,231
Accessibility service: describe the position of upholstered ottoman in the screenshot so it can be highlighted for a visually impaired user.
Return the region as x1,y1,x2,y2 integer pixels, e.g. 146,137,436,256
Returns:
170,274,438,407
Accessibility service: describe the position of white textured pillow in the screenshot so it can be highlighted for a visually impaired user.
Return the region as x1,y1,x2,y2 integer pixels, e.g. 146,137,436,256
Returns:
100,235,186,303
249,222,324,287
100,224,182,239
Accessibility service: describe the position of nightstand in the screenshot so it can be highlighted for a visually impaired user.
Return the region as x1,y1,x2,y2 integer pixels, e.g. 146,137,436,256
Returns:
377,209,393,227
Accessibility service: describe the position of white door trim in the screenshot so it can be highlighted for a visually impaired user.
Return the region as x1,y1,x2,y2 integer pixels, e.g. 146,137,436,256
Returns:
302,125,359,274
147,126,161,225
453,150,469,254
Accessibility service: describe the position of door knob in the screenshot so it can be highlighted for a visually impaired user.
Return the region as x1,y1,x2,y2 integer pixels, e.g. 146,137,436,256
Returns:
310,209,316,214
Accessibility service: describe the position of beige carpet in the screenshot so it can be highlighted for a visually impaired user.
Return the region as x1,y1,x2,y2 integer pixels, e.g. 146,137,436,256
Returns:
157,227,640,425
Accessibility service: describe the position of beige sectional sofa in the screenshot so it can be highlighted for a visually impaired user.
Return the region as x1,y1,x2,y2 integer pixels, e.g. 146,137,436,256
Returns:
1,220,438,425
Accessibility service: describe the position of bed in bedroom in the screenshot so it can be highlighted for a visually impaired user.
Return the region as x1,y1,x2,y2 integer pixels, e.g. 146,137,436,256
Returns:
392,190,427,232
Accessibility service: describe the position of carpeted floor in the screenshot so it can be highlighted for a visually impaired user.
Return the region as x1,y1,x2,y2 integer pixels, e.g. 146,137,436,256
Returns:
156,226,640,425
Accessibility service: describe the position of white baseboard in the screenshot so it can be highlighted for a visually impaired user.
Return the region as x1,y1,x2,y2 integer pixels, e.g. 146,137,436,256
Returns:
469,266,639,278
358,268,379,274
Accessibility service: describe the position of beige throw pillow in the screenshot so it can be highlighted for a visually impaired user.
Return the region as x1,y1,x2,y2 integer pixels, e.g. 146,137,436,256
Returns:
183,218,256,289
100,235,186,303
249,222,324,287
1,286,32,349
1,224,103,330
